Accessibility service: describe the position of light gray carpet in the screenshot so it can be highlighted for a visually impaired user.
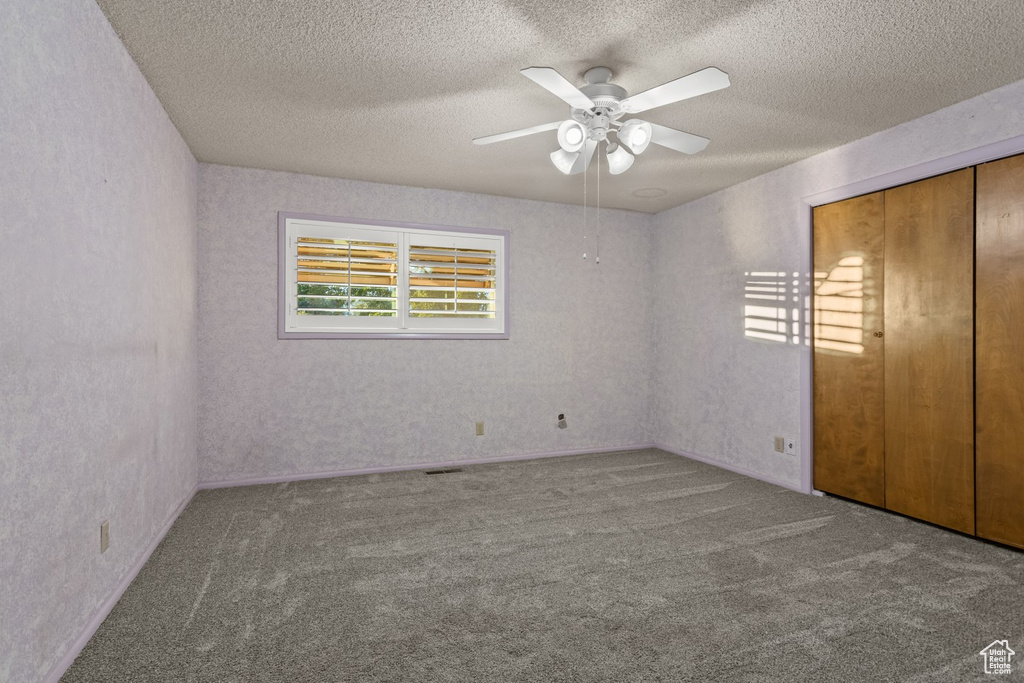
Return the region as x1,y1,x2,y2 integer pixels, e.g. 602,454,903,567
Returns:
63,449,1024,682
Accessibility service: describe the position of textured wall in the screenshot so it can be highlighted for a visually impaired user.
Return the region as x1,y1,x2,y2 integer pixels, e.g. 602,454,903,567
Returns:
652,77,1024,489
198,165,653,482
0,1,198,681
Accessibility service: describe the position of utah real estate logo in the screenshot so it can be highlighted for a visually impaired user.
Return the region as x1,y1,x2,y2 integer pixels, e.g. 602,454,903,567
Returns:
979,640,1015,675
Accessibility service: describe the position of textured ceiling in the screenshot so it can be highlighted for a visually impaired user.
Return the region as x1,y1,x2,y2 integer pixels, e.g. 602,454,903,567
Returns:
96,0,1024,213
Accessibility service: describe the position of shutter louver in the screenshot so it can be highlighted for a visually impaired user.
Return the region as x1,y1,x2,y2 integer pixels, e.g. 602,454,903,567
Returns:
296,236,398,317
408,245,497,319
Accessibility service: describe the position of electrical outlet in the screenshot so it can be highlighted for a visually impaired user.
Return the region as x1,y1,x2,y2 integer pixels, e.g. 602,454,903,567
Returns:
785,438,797,456
774,436,784,453
557,413,567,429
100,521,109,553
475,421,484,436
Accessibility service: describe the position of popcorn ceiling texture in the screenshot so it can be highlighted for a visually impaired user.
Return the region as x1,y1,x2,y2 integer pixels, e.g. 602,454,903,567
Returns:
197,164,654,483
0,1,198,681
652,76,1024,489
95,0,1024,213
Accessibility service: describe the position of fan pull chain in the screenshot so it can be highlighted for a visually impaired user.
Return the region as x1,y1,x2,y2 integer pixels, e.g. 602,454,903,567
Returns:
582,147,588,261
596,146,601,265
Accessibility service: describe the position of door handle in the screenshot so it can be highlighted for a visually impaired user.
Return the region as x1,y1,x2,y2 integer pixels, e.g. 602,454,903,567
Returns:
873,331,884,338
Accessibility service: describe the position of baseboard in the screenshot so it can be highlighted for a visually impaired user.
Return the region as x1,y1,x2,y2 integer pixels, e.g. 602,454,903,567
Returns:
43,484,199,683
653,443,803,493
198,443,658,490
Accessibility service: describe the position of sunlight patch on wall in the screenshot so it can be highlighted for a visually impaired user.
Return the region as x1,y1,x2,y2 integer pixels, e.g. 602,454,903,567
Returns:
813,256,865,354
743,271,804,344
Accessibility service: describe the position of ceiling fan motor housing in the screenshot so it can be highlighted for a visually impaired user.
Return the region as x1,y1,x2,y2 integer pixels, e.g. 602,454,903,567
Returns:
581,66,627,104
574,69,629,141
580,82,627,102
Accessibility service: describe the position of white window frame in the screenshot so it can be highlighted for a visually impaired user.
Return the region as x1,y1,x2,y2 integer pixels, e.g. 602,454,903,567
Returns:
279,212,509,339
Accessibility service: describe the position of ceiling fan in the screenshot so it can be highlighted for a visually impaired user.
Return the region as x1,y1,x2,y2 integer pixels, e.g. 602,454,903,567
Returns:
473,65,730,175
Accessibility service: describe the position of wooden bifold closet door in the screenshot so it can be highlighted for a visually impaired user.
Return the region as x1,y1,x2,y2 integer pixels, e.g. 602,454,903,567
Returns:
976,154,1024,550
882,168,975,534
812,193,886,507
813,168,975,536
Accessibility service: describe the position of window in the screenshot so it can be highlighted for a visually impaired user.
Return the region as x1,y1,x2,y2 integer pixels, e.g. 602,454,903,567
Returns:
279,212,508,338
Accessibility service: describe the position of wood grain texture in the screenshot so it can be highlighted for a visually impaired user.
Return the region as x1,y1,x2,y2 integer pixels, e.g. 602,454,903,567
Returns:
883,168,975,534
976,154,1024,549
812,192,886,506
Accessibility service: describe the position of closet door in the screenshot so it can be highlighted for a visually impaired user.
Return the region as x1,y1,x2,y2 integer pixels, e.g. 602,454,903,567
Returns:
883,169,974,534
812,192,885,506
976,154,1024,549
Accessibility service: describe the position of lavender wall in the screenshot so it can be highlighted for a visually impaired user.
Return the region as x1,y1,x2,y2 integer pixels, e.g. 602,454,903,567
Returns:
197,165,653,483
651,77,1024,489
0,1,198,680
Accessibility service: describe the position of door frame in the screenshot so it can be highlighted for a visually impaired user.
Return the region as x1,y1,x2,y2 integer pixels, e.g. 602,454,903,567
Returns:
798,133,1024,495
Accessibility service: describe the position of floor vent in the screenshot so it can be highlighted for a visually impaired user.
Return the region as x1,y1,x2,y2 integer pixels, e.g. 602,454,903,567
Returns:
424,468,463,475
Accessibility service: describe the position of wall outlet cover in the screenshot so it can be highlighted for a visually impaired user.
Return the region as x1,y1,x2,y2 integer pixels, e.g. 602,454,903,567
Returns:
785,438,797,456
475,421,484,436
774,436,784,453
100,520,109,553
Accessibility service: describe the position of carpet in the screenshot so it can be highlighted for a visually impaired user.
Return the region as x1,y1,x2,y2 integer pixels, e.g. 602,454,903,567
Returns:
62,449,1024,682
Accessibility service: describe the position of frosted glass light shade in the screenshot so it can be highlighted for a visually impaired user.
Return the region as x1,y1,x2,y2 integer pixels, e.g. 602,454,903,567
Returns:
557,120,587,153
550,148,580,174
618,119,652,154
606,144,634,175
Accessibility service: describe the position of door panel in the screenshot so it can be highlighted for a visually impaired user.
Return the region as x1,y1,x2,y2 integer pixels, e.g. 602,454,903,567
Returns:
813,192,885,506
976,154,1024,549
883,168,975,534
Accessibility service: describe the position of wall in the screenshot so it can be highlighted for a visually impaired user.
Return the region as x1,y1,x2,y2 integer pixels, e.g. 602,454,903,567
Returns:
652,77,1024,489
0,1,198,680
197,165,653,482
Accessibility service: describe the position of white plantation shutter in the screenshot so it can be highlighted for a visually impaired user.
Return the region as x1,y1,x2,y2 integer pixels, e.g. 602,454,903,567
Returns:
285,221,401,332
406,233,499,332
296,237,399,316
282,214,506,338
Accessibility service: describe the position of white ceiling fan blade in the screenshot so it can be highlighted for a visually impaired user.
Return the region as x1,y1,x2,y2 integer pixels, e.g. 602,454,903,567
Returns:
473,121,562,146
620,67,730,114
520,67,596,110
648,122,711,154
568,140,598,174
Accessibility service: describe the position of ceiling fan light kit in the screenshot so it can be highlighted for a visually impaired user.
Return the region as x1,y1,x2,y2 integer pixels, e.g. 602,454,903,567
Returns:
618,119,652,154
557,119,587,153
550,148,580,174
606,143,635,175
474,64,730,176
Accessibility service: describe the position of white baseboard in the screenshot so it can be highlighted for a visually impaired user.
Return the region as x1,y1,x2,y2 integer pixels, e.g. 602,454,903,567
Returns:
198,443,658,489
654,443,803,492
43,485,199,683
